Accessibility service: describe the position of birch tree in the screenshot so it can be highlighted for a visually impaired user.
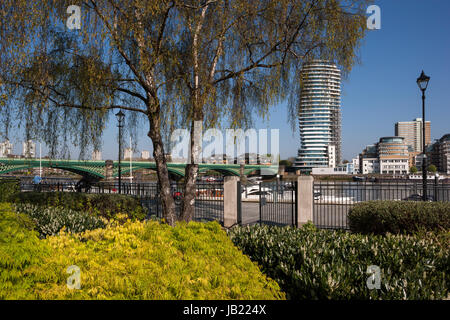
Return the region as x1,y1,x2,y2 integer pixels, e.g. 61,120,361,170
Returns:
170,0,369,222
0,0,369,225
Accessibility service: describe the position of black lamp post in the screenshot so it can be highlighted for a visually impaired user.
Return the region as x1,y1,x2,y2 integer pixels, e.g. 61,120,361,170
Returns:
115,110,125,194
416,70,430,201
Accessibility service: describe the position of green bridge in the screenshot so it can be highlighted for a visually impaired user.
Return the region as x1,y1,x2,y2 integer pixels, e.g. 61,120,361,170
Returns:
0,158,278,180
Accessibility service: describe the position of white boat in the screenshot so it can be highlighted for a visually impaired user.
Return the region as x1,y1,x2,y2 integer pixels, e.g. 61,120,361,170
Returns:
315,195,356,204
241,186,272,200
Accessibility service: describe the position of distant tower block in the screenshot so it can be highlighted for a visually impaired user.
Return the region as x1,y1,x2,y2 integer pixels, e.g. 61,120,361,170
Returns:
0,140,13,157
92,150,102,161
124,148,133,160
22,140,36,158
141,150,150,160
294,60,342,173
395,118,431,152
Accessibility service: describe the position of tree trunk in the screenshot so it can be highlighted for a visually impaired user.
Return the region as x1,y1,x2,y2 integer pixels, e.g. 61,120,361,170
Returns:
179,119,201,222
178,5,209,223
147,112,176,226
180,163,198,222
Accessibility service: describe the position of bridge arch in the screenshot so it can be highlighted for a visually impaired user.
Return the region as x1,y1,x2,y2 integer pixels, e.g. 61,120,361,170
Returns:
0,160,104,180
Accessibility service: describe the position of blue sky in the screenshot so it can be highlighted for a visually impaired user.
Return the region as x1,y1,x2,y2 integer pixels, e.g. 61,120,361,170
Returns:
7,0,450,161
259,0,450,161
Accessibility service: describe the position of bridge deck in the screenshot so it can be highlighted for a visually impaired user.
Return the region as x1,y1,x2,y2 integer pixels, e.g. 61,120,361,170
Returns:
0,158,278,178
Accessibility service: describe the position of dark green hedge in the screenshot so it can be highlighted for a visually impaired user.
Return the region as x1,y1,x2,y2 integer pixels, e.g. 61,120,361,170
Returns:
348,201,450,235
9,192,146,221
0,179,20,202
12,203,105,238
228,224,449,300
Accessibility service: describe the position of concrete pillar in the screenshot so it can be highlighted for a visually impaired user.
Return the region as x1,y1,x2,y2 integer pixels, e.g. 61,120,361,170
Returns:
239,164,247,184
224,176,239,228
105,160,114,181
297,176,314,227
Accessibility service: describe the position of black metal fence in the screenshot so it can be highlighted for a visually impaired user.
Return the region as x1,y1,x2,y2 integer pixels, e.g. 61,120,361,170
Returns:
16,178,450,230
18,181,225,225
313,180,450,230
257,181,297,227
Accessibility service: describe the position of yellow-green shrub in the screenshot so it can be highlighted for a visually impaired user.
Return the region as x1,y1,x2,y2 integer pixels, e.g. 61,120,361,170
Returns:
0,203,284,300
0,203,52,298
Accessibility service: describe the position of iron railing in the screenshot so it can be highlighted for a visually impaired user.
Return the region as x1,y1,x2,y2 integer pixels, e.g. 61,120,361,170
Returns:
257,181,297,227
18,181,225,225
16,178,450,230
313,180,450,230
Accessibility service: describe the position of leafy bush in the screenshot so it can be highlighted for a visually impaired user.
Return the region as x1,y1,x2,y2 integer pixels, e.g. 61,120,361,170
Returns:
12,203,105,238
348,201,450,235
9,192,146,221
0,179,20,202
0,203,284,300
0,203,52,298
228,223,449,300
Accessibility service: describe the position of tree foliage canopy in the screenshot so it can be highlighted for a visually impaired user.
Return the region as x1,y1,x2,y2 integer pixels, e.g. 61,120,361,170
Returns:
0,0,369,159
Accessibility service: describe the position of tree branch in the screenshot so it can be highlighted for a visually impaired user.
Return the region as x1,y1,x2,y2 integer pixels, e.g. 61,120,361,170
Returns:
89,0,153,96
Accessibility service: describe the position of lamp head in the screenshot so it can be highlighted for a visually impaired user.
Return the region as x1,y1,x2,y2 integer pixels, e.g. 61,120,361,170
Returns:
115,110,125,124
416,70,430,91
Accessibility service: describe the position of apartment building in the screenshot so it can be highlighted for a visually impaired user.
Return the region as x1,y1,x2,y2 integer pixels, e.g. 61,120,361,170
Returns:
395,118,430,152
359,144,378,173
0,140,13,157
22,140,36,158
92,150,102,161
378,137,409,174
428,133,450,174
124,148,133,160
352,157,360,174
294,60,341,173
141,150,150,160
358,137,410,175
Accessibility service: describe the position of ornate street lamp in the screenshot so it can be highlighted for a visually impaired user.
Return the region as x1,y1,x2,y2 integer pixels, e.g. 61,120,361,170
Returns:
416,70,430,201
115,110,125,194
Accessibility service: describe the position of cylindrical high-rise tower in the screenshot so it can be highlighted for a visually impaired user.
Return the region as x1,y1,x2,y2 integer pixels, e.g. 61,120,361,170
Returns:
294,60,341,173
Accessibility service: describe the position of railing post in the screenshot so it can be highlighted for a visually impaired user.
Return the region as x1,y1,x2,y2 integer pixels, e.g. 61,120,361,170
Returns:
434,176,438,201
297,176,314,228
224,176,239,228
237,180,242,225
